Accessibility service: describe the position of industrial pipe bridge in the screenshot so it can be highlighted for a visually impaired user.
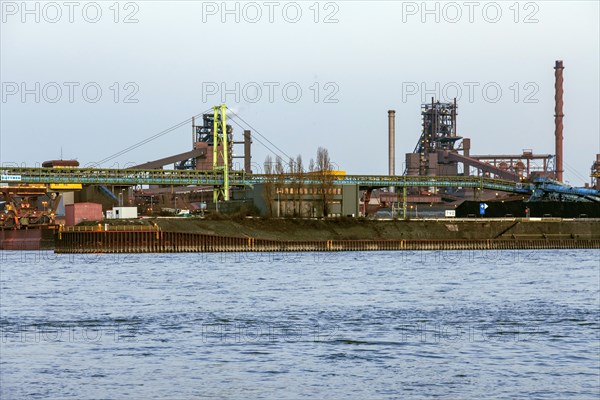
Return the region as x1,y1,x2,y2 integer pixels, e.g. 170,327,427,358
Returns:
1,167,528,193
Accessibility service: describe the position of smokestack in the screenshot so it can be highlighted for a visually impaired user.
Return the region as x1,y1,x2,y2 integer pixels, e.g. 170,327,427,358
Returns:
388,110,395,177
243,130,252,173
554,60,564,182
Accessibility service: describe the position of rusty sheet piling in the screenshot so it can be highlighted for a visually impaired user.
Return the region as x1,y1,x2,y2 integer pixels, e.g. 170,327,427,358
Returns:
55,226,599,253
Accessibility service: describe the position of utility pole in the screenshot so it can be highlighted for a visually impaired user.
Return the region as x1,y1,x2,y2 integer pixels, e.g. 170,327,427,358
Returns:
403,175,407,219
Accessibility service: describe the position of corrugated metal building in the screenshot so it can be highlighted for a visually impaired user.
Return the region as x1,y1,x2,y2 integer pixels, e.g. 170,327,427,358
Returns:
65,202,102,226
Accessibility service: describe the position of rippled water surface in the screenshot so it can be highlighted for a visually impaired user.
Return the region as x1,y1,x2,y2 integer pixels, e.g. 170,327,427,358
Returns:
1,250,599,399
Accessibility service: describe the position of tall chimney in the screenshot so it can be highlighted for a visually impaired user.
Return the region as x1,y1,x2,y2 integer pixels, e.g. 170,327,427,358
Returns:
554,60,564,182
388,110,396,177
243,130,252,173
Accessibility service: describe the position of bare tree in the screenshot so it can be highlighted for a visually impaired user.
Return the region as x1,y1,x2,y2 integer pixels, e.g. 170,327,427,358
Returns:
296,155,304,174
316,147,334,217
295,154,304,217
264,155,273,174
287,157,297,216
259,151,332,218
275,156,285,217
316,147,331,172
264,155,274,216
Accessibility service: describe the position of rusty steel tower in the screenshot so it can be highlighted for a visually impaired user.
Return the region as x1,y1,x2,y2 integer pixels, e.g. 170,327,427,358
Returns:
554,60,564,182
415,98,459,176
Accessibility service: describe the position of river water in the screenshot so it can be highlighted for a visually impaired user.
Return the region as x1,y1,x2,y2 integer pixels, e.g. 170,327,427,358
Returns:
1,250,599,399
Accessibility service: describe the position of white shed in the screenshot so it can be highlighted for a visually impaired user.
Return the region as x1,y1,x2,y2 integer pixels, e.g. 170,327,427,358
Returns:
110,207,138,219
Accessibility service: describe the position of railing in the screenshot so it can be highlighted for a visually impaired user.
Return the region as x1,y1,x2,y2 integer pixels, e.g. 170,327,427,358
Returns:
61,225,160,232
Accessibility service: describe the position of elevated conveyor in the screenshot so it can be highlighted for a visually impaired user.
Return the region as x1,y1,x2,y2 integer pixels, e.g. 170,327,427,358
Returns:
129,148,207,170
1,167,529,194
446,152,521,181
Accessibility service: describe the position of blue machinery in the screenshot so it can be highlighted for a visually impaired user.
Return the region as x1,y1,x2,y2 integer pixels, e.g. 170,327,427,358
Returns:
529,177,600,202
2,166,599,202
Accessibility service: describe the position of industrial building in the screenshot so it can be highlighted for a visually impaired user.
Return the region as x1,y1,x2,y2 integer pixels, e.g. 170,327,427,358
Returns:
1,60,600,232
375,60,598,215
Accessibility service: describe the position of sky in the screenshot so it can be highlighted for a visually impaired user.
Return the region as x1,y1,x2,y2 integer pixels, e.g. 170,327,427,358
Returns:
1,0,599,185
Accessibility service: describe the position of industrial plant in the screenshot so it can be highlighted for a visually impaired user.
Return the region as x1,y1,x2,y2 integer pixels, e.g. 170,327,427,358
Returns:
1,61,599,250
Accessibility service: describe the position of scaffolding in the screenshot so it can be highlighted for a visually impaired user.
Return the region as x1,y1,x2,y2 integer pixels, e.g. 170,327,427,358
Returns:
212,104,229,202
414,98,460,175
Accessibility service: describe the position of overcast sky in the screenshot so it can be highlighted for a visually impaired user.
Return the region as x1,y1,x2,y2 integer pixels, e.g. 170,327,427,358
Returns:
1,0,598,185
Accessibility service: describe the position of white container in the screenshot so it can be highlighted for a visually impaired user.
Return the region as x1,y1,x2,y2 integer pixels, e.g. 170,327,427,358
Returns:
111,207,138,219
